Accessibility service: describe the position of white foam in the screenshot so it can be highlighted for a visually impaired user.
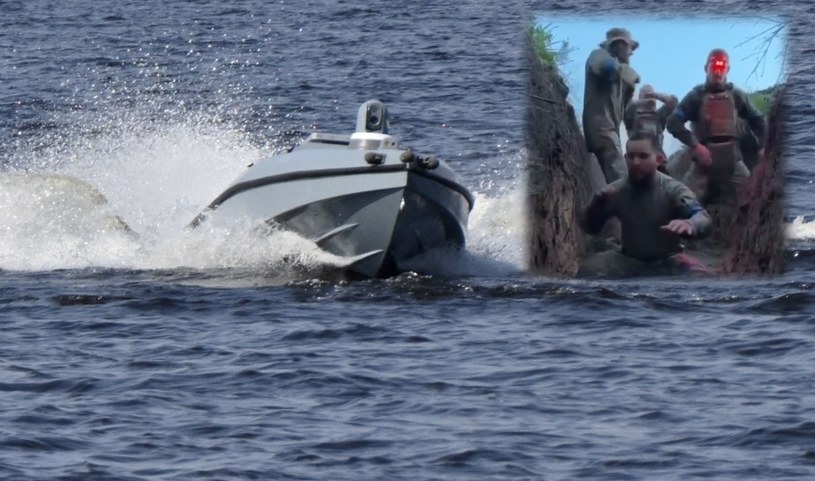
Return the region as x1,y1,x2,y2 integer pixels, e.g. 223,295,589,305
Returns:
0,110,360,274
0,110,530,277
461,188,527,274
0,172,141,271
785,216,815,240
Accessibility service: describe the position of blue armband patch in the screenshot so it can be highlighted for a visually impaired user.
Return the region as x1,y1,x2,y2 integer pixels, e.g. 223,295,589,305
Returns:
686,201,704,217
601,59,616,80
673,107,687,122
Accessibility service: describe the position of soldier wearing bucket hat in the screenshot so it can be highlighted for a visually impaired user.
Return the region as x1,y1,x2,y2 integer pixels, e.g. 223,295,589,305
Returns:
583,27,642,190
601,27,640,52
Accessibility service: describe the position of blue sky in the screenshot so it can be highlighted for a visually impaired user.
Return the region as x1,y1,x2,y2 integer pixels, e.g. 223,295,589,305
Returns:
533,15,788,154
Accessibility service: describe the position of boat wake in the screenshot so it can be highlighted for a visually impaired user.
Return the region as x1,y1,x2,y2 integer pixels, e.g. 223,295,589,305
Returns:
0,170,361,275
0,112,528,279
785,215,815,243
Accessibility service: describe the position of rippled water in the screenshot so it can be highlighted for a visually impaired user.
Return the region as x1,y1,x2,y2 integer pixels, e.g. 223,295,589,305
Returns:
2,1,815,480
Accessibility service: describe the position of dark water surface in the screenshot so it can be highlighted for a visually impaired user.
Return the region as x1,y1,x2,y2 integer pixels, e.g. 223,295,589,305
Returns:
2,1,815,480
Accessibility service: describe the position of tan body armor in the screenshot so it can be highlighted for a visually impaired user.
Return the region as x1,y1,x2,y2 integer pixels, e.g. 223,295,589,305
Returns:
683,88,748,205
697,91,739,142
696,91,740,180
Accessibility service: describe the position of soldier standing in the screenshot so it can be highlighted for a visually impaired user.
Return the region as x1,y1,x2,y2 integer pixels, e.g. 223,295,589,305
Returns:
666,48,768,206
583,27,642,186
623,84,678,171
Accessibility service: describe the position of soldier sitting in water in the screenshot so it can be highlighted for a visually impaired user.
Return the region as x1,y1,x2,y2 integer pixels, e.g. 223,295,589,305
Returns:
623,84,678,173
577,130,713,278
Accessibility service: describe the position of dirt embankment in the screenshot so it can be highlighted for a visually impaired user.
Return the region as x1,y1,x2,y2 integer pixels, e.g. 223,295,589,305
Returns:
524,34,600,277
721,87,787,275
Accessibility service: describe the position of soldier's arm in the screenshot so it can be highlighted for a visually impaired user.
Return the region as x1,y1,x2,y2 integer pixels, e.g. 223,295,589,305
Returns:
656,103,674,132
623,103,636,133
657,94,678,123
659,93,678,108
623,82,636,108
736,89,768,150
579,188,616,235
669,180,712,239
587,48,620,82
666,91,701,147
619,67,639,114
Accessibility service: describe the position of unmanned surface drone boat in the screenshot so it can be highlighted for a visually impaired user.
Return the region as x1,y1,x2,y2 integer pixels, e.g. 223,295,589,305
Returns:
188,100,475,278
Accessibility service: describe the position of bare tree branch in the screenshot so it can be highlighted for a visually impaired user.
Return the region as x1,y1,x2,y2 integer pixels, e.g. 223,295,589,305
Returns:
732,18,787,85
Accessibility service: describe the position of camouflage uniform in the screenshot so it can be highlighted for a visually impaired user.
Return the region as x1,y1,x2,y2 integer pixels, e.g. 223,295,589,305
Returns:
666,82,767,206
583,47,640,185
578,172,712,277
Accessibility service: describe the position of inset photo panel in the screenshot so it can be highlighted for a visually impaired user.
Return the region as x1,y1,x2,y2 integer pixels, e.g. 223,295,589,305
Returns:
524,15,788,279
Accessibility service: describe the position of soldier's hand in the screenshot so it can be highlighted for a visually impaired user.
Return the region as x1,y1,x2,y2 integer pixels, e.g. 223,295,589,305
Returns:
654,92,670,103
618,64,638,86
596,185,616,204
693,144,712,167
661,219,695,236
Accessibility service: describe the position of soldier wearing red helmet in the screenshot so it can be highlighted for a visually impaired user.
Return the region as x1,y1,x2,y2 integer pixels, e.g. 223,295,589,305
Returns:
666,48,767,206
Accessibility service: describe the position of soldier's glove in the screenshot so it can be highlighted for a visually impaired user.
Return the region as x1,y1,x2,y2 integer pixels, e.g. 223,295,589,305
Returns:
692,143,712,167
598,184,616,202
619,64,640,86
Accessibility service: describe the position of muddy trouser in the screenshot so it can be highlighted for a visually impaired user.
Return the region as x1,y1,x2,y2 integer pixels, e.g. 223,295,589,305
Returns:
577,249,708,278
587,131,627,185
667,149,693,182
682,140,749,206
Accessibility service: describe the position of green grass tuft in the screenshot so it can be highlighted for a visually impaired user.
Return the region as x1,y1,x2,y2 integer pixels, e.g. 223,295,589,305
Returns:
528,22,570,69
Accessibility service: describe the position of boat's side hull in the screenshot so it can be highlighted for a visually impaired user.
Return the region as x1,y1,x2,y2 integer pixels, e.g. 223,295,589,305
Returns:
274,185,406,278
189,139,473,278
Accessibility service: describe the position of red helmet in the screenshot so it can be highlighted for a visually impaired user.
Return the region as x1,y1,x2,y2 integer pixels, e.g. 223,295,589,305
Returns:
707,49,729,74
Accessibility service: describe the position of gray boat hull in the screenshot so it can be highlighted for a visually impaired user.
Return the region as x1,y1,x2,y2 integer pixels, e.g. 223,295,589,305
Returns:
189,126,473,278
